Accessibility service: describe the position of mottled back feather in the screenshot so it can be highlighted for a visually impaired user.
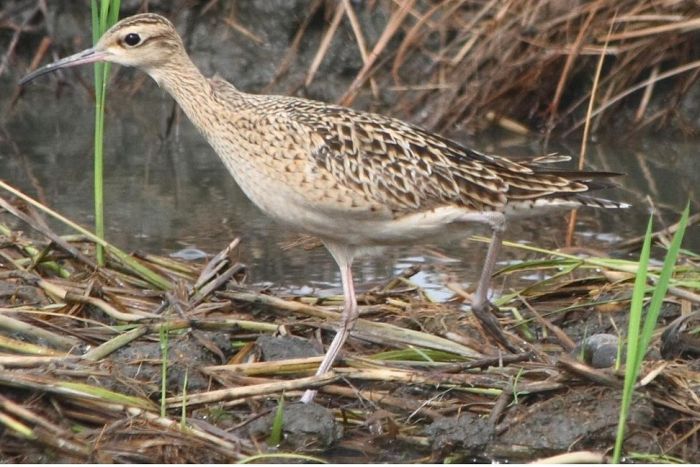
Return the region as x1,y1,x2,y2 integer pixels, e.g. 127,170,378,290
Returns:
282,99,618,214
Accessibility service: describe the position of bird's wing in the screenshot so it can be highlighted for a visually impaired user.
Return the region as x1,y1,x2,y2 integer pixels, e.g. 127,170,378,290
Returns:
286,100,593,213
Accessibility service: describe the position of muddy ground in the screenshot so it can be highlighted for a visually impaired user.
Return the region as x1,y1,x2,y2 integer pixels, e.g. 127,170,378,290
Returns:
0,221,698,462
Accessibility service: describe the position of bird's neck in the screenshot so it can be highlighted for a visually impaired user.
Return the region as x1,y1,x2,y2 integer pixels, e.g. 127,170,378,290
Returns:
148,55,236,139
148,53,207,94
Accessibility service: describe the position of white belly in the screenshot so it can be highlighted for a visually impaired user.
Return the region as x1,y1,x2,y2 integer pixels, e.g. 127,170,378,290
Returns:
229,161,499,245
211,139,502,247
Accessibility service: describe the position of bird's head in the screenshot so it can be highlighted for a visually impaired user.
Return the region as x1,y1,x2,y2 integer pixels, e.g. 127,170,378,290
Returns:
20,13,185,85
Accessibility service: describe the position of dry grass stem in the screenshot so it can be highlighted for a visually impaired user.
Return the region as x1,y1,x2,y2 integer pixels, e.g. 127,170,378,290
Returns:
0,179,696,461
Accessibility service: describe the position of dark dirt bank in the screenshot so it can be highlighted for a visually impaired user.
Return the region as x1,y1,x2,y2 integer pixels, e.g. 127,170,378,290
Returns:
3,0,700,138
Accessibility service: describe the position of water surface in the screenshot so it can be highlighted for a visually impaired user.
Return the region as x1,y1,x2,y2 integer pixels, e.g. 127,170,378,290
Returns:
1,70,697,299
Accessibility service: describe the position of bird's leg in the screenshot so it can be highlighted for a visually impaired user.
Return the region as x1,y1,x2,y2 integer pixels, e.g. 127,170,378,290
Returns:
472,216,504,313
469,213,519,351
311,258,358,376
301,243,357,404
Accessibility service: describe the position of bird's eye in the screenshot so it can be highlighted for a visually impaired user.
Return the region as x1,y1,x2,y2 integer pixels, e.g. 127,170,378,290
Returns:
124,33,141,46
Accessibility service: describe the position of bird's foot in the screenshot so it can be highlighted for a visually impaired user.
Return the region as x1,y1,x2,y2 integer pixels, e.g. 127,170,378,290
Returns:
301,389,317,404
471,299,519,353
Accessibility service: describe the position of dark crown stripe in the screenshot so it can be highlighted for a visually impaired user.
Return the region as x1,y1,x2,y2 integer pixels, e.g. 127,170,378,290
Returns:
112,13,174,30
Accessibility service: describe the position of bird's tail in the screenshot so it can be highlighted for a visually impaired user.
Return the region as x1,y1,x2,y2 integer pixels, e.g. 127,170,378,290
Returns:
498,153,630,215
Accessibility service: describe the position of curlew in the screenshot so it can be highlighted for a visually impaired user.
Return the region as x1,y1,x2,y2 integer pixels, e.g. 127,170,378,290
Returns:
20,13,627,403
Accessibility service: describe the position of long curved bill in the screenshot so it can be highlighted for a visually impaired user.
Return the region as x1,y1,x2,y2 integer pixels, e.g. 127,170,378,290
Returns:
19,47,110,85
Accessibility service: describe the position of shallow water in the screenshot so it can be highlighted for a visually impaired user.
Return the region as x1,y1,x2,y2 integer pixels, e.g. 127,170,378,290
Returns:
1,66,698,299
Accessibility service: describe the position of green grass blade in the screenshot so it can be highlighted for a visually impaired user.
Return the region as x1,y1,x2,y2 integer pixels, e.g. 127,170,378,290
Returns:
60,381,156,410
626,216,653,381
93,95,105,264
636,203,690,366
92,1,105,265
99,0,110,30
613,205,690,462
0,412,36,439
91,0,121,266
90,0,99,44
613,214,653,463
368,348,465,362
108,0,121,24
267,394,285,446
